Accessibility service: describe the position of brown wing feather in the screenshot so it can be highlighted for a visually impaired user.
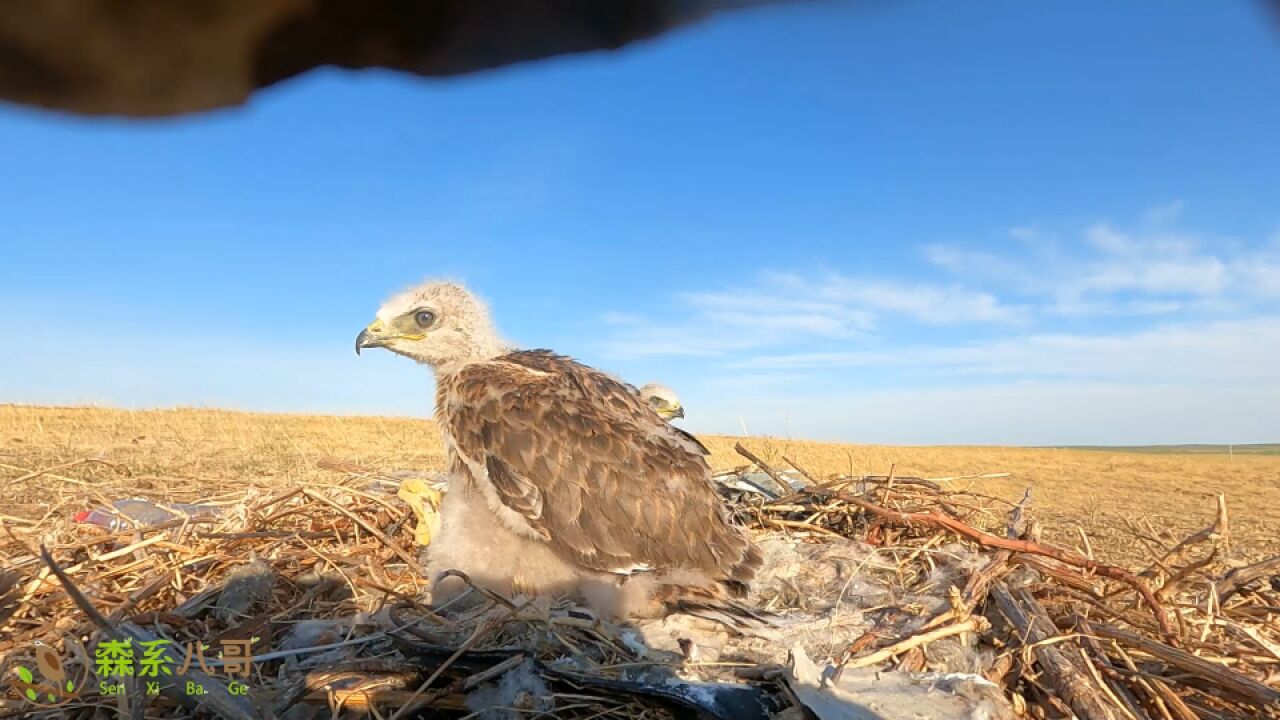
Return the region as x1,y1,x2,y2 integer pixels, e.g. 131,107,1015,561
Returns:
671,426,710,455
440,350,759,588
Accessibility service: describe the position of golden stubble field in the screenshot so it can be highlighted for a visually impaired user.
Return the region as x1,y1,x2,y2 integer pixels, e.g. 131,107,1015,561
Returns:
2,404,1278,566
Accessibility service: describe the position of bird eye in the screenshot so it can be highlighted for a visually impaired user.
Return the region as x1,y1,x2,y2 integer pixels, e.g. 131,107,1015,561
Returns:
647,396,664,407
413,310,437,328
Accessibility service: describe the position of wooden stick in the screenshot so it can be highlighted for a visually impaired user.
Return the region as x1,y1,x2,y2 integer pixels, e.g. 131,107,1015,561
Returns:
1076,630,1151,720
403,653,526,713
1215,555,1280,604
107,568,176,621
961,488,1031,609
781,456,821,486
1143,494,1230,585
990,583,1125,720
844,616,989,669
303,489,425,576
91,533,167,562
1075,645,1142,720
828,488,1176,642
1213,618,1280,662
387,618,499,720
733,442,792,496
1110,642,1187,720
1075,617,1280,709
764,518,848,539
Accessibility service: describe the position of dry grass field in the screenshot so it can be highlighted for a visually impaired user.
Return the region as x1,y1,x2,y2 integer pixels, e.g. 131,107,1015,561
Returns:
2,404,1278,566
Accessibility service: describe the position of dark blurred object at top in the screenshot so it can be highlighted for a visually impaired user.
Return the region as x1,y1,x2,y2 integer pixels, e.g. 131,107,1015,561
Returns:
0,0,781,118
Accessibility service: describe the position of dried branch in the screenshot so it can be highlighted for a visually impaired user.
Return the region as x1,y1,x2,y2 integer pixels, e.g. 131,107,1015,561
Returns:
1216,555,1280,604
991,583,1126,720
844,616,989,669
1075,616,1280,710
733,442,793,496
827,488,1177,642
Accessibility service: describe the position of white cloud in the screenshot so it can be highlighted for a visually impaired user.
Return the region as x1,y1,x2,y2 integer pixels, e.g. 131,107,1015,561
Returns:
927,210,1280,318
1008,226,1041,242
922,244,1023,280
1046,297,1187,317
733,317,1280,384
691,381,1280,446
597,325,768,358
1076,224,1228,296
703,311,853,337
678,289,876,335
1239,265,1280,297
804,276,1027,324
599,270,1027,359
603,206,1280,402
1084,257,1227,295
1084,223,1136,255
1232,250,1280,298
9,202,1275,446
758,271,1028,324
627,206,1280,442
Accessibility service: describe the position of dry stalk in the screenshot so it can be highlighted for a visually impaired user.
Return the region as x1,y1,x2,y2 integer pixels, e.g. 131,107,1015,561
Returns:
843,616,989,669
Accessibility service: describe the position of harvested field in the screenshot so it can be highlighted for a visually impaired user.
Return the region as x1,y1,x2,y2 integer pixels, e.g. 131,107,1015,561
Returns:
2,405,1279,719
3,405,1278,565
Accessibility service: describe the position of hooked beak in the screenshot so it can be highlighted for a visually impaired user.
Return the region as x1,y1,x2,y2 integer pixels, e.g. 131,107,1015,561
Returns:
671,405,685,419
355,320,385,356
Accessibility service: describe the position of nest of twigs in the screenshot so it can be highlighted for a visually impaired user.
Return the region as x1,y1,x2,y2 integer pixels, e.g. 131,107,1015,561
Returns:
2,446,1278,719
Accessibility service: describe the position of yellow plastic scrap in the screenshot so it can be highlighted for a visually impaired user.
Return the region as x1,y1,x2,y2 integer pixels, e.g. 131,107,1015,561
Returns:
397,476,445,546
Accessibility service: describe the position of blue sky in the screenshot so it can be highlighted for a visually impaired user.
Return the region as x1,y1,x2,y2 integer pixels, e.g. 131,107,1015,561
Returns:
2,0,1279,444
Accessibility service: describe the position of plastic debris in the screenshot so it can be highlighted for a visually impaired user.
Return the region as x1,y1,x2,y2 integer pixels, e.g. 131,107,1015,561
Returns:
713,469,809,499
73,498,224,530
784,645,1016,720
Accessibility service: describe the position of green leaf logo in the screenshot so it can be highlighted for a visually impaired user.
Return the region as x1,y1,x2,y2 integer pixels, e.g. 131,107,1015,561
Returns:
15,662,79,705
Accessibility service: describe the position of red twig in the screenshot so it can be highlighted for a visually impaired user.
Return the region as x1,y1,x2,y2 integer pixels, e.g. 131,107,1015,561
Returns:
825,489,1177,643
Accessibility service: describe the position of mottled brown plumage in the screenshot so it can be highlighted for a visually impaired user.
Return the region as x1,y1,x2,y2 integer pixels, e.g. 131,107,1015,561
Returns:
439,350,758,591
356,281,761,617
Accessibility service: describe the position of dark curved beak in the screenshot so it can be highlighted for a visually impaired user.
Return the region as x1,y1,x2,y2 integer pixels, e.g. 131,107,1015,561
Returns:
672,406,685,419
356,319,393,356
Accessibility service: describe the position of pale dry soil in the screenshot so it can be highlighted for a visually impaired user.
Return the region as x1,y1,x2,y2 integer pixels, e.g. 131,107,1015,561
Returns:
2,405,1277,566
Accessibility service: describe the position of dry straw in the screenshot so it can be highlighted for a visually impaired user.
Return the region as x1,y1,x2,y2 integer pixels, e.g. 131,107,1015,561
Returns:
2,442,1278,719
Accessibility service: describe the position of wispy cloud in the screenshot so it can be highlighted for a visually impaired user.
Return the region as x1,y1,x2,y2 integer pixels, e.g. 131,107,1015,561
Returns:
599,271,1026,358
921,244,1025,281
1076,224,1228,296
922,209,1280,320
596,206,1280,443
734,317,1280,384
692,381,1280,446
602,204,1280,362
1139,200,1187,226
768,272,1029,324
1232,242,1280,299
